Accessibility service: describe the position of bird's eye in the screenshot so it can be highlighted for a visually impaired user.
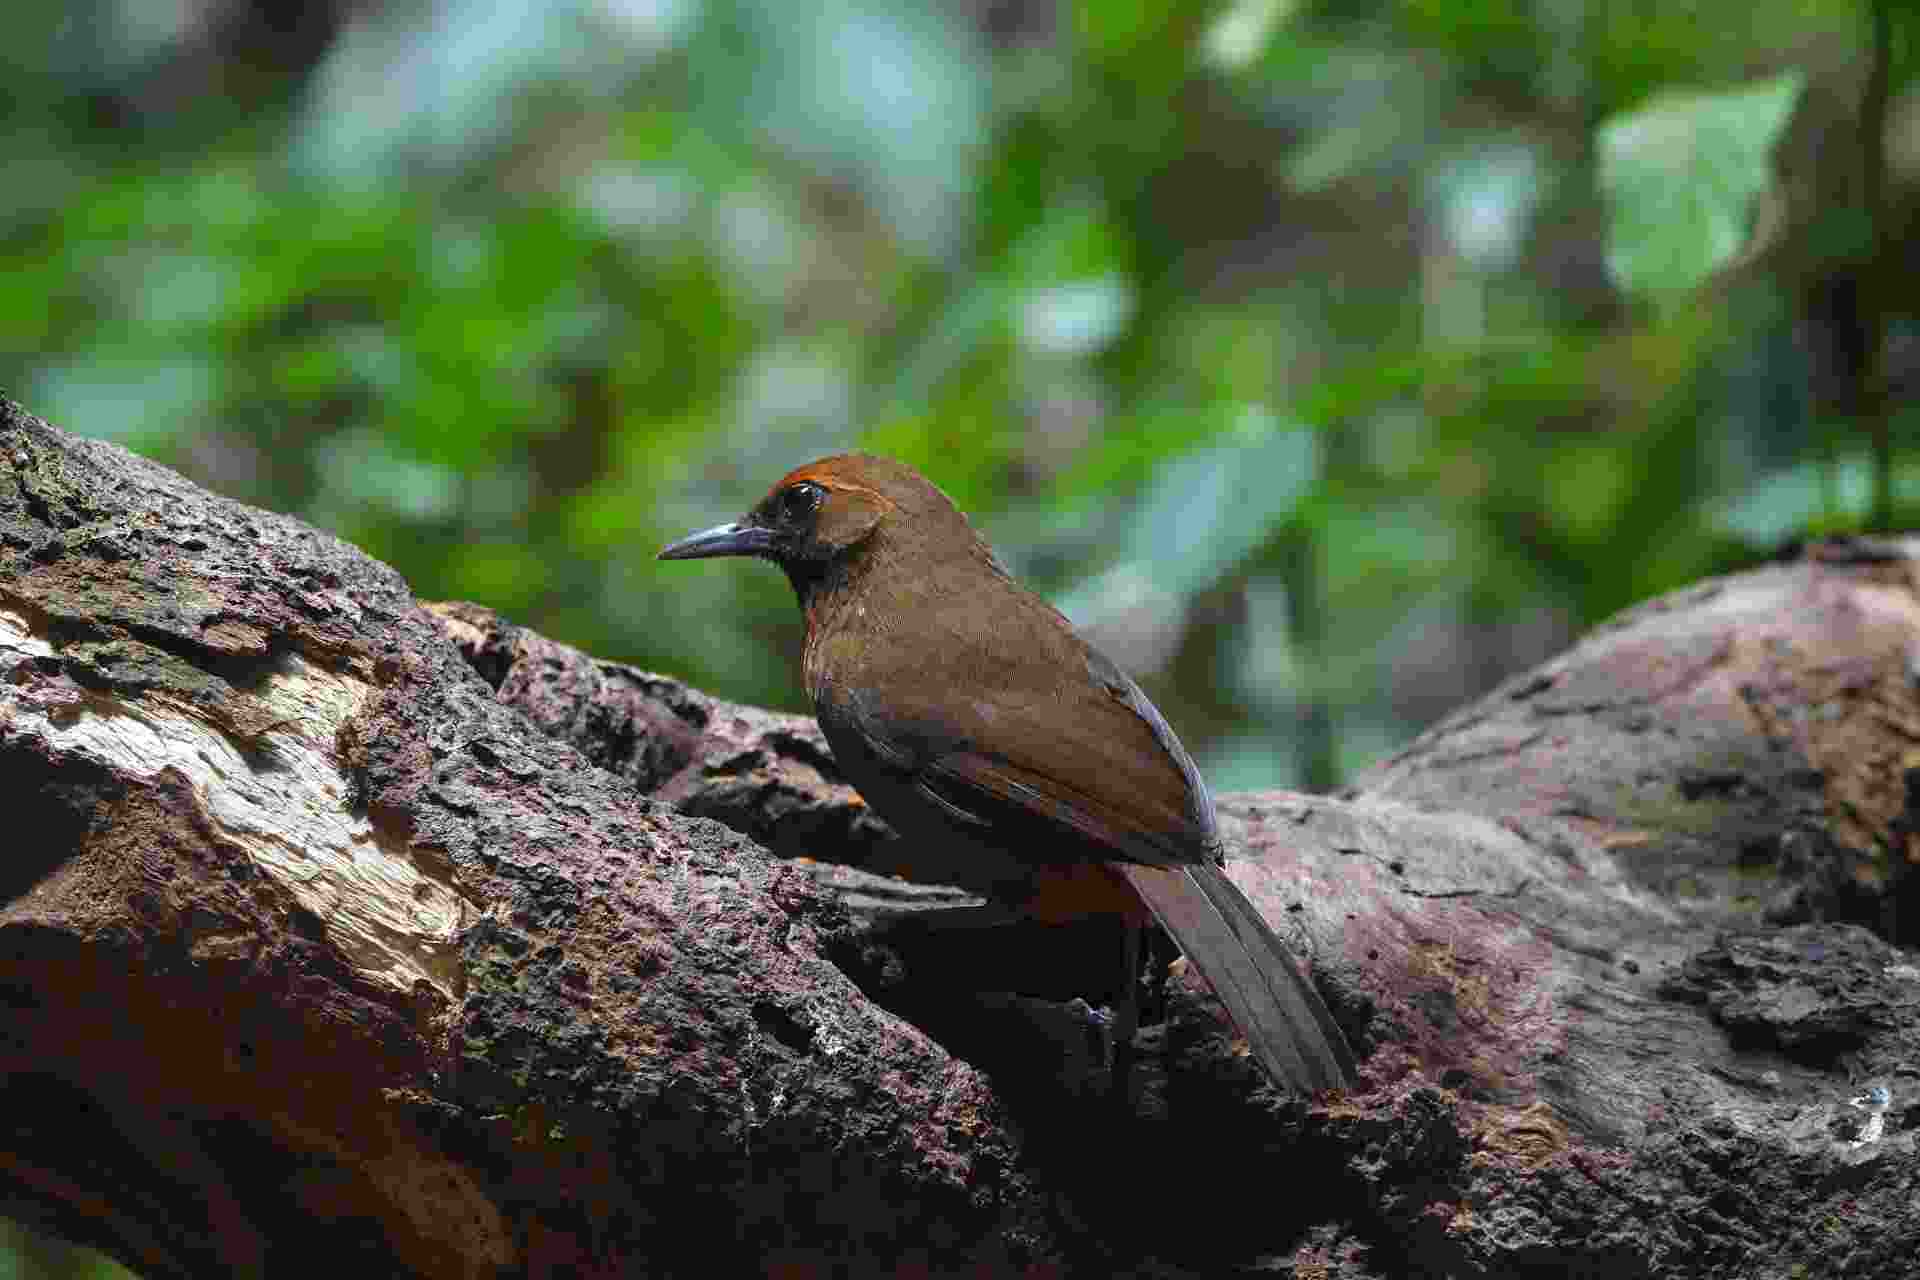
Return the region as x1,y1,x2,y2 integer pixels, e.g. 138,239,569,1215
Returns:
779,482,824,522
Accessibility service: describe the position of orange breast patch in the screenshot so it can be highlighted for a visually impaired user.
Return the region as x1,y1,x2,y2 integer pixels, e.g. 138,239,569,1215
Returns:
1018,860,1153,926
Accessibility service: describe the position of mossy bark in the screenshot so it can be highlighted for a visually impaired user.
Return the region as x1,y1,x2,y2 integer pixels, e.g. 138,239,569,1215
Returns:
7,399,1920,1277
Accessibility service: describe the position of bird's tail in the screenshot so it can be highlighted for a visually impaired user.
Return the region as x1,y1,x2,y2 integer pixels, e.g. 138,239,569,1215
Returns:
1115,861,1357,1093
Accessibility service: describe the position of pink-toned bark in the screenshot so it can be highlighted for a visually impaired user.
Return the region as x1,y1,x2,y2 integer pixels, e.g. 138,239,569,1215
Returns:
7,398,1920,1278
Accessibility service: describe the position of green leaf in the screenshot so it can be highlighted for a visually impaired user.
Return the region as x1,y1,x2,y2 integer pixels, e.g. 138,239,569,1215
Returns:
1596,70,1802,303
1056,412,1321,628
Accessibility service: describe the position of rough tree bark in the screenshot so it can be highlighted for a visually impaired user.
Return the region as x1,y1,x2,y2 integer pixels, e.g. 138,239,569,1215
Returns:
4,398,1920,1278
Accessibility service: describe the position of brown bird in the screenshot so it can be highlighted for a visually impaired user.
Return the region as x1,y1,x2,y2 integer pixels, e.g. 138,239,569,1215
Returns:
659,454,1357,1095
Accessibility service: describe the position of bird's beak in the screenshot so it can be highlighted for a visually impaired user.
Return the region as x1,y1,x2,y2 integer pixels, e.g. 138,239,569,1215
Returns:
657,521,778,561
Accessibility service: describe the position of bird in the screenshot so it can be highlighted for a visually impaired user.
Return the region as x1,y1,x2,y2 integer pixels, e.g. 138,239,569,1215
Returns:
659,454,1358,1096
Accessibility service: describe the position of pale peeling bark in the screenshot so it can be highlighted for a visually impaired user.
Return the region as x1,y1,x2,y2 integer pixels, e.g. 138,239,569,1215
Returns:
2,611,467,996
7,397,1920,1279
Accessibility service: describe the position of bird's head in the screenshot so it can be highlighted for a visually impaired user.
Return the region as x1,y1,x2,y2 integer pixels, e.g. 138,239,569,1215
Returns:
658,454,977,595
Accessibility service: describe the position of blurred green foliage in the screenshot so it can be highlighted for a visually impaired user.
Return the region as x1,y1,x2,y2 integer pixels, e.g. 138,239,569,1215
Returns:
3,0,1918,1267
0,1219,131,1280
2,0,1915,798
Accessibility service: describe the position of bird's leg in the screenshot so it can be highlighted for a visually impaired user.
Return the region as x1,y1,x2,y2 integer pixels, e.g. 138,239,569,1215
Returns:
1111,917,1142,1106
1141,925,1169,1026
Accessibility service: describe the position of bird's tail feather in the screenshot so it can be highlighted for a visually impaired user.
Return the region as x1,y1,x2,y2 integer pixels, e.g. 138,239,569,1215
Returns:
1115,861,1357,1093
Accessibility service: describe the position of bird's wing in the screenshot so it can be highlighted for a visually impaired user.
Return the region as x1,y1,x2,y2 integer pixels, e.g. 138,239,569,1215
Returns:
832,627,1360,1092
831,620,1216,870
820,585,1361,1091
912,746,1192,867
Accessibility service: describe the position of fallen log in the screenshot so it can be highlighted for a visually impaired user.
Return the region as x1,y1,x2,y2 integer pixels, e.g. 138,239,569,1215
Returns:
5,398,1918,1277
